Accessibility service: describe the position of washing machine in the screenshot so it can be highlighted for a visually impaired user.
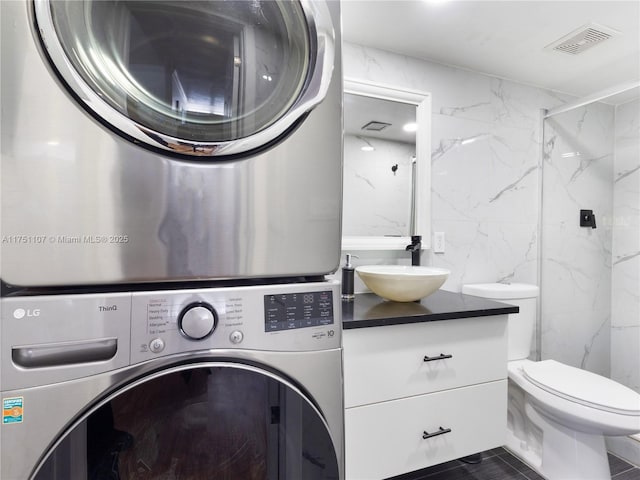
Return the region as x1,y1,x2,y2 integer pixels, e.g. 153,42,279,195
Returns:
1,0,342,291
0,280,343,479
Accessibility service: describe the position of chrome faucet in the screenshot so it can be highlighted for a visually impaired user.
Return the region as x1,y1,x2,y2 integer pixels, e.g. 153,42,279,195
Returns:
405,235,422,266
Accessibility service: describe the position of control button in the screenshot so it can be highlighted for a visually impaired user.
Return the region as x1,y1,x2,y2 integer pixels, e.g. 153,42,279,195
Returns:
149,338,165,353
179,303,217,340
229,330,244,344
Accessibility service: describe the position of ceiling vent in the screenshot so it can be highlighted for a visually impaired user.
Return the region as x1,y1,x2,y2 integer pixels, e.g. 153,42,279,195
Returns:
546,23,620,55
361,121,391,131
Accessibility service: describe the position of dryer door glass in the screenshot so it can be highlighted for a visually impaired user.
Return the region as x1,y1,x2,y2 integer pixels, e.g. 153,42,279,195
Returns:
37,1,334,157
33,364,339,479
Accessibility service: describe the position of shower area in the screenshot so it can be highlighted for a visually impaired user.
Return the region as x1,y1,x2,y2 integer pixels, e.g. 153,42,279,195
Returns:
539,85,640,461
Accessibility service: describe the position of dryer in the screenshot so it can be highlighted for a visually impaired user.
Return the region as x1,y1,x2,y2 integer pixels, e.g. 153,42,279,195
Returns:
1,280,343,479
1,0,342,290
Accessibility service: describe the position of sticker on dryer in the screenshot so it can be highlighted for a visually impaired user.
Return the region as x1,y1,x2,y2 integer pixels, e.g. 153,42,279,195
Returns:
3,397,24,424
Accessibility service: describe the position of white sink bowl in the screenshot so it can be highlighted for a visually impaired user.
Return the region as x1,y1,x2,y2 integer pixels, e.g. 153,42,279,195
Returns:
355,265,450,302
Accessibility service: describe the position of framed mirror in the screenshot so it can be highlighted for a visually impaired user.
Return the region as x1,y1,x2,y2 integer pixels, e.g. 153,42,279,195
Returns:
341,78,431,250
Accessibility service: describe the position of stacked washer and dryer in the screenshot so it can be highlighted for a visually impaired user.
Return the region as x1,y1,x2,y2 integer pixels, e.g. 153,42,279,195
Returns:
1,1,343,479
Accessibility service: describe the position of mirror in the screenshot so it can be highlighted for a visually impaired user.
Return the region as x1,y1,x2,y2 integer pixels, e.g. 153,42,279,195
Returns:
342,78,431,250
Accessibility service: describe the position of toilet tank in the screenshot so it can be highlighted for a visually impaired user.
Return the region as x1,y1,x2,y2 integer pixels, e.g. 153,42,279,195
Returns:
462,283,539,361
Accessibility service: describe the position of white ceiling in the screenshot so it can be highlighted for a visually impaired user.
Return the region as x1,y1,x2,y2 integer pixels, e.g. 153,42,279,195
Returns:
341,0,640,105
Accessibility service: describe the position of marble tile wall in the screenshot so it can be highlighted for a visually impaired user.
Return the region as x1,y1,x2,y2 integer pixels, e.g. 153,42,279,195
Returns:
540,103,615,376
611,98,640,393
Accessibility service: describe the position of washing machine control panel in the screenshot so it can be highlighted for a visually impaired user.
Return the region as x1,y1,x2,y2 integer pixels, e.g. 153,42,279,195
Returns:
264,291,333,332
0,281,340,389
129,280,341,364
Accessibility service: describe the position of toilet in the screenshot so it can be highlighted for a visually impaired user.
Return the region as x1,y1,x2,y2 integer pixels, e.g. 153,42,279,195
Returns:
462,283,640,480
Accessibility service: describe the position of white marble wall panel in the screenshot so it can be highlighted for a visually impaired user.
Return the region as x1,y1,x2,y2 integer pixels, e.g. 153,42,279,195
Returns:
541,309,611,377
611,99,640,394
542,226,612,314
541,103,614,375
429,220,538,292
431,115,539,224
611,326,640,393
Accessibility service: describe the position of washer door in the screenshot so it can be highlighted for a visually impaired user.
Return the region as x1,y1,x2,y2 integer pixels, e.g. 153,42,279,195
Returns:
33,363,340,479
34,0,334,158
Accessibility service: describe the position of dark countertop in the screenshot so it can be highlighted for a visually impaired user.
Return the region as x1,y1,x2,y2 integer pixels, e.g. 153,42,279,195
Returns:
342,290,518,329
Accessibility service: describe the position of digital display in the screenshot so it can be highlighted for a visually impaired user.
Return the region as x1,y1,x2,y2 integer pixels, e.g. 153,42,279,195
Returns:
264,290,334,332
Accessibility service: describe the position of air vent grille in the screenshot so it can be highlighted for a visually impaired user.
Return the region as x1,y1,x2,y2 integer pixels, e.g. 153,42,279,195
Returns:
361,121,391,131
546,23,620,56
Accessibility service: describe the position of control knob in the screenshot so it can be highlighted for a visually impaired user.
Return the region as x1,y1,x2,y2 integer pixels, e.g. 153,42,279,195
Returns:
178,303,217,340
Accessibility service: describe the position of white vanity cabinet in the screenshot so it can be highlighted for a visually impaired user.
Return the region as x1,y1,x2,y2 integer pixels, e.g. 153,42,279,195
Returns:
343,315,508,480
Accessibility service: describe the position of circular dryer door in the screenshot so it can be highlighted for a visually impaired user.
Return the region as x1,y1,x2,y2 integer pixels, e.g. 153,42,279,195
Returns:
33,363,339,480
34,0,334,158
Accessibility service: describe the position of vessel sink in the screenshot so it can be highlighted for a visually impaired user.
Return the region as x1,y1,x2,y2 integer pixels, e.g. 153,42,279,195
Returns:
355,265,450,302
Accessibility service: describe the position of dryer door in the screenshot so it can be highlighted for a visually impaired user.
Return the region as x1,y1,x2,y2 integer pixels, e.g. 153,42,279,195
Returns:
34,0,334,158
33,362,340,479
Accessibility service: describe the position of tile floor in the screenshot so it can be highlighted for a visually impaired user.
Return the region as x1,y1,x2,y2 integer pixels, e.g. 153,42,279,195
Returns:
388,447,640,480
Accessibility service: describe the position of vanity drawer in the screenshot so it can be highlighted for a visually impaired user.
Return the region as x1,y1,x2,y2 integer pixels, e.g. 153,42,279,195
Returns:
343,316,507,407
345,380,507,480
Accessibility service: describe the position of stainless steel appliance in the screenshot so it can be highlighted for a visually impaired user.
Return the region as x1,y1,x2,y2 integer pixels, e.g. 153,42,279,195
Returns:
1,0,342,289
0,280,343,479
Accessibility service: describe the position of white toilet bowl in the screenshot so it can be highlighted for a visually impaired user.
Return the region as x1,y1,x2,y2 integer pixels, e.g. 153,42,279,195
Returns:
507,359,640,480
510,359,640,435
462,283,640,480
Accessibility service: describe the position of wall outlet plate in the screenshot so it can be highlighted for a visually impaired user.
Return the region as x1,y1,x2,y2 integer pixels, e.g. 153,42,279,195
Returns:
433,232,445,253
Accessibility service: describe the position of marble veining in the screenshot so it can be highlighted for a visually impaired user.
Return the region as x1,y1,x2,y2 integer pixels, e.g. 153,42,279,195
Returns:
615,251,640,265
580,315,610,370
440,102,491,117
616,165,640,183
488,165,537,203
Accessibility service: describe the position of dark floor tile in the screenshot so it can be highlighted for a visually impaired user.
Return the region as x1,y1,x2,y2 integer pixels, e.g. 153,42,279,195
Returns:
610,453,637,476
388,455,529,480
519,470,546,480
386,448,640,480
453,455,529,480
496,451,544,480
387,460,461,480
612,467,640,480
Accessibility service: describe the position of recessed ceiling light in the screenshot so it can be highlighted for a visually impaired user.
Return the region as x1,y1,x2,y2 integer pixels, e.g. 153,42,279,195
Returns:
358,137,375,152
403,122,418,132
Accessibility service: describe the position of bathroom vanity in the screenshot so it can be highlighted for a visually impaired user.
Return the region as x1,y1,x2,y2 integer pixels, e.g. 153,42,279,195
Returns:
342,291,518,480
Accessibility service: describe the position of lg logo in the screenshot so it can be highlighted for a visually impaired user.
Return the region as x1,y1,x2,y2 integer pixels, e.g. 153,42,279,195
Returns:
13,308,40,319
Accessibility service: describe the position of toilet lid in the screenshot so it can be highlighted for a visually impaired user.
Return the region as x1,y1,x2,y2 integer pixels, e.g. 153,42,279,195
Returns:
522,360,640,415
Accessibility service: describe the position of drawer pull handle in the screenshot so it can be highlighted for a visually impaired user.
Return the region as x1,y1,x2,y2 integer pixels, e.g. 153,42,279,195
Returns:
422,427,452,439
423,353,452,362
